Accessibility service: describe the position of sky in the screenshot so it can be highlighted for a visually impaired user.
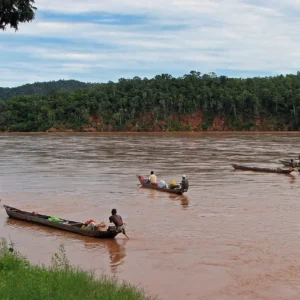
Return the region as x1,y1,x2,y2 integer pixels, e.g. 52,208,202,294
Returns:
1,0,300,87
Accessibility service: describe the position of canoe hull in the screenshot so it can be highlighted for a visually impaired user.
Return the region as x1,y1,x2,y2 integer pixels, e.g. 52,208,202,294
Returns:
232,164,293,174
3,205,119,239
279,160,300,167
137,176,184,195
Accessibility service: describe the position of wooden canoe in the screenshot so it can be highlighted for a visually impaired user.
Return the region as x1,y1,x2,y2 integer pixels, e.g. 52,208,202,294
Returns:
3,205,119,239
232,164,293,174
278,160,300,167
137,176,184,195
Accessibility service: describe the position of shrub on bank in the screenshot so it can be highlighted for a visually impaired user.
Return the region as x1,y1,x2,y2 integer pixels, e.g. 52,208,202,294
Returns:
0,239,156,300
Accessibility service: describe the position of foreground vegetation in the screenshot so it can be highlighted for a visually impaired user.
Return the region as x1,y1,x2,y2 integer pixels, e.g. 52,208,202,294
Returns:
0,239,155,300
2,71,300,131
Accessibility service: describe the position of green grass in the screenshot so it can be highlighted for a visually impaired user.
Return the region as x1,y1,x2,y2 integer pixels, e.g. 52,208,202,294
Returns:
0,239,157,300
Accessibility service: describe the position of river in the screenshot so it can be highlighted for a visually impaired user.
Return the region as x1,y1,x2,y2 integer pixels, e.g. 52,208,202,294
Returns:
1,132,300,300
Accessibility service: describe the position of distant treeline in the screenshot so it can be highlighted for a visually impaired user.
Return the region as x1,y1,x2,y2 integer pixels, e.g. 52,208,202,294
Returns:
1,71,300,132
0,80,94,101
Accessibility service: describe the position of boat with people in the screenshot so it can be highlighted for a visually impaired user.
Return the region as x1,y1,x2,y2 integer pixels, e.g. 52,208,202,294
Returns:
3,205,119,239
278,160,300,167
137,175,185,195
232,164,293,174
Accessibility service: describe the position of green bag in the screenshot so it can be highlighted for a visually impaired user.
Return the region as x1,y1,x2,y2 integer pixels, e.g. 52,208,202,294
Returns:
48,216,63,222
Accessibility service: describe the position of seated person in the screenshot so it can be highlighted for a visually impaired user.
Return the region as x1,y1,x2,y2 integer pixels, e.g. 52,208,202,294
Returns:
149,171,157,184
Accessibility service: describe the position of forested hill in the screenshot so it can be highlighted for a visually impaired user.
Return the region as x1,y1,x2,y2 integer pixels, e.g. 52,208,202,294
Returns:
1,71,300,132
0,80,95,101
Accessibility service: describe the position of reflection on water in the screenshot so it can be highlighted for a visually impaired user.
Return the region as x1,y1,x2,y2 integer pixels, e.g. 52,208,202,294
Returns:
288,174,296,184
149,189,158,200
168,194,189,209
2,132,300,300
107,240,127,273
84,239,127,274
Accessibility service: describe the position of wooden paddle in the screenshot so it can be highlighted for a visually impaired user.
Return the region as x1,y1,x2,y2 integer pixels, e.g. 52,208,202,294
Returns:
122,225,129,239
123,231,129,239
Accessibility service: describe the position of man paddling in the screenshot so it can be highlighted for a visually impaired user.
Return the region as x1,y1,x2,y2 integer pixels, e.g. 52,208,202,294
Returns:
109,209,129,239
181,175,189,192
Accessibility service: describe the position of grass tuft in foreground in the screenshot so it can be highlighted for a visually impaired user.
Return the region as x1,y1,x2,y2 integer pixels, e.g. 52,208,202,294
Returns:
0,238,157,300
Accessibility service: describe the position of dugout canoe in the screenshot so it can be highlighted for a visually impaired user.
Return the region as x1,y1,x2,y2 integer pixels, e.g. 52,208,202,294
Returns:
278,160,300,167
137,175,184,195
232,164,293,174
3,205,119,239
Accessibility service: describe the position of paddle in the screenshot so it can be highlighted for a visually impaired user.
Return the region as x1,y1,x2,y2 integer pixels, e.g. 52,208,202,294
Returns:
121,226,129,239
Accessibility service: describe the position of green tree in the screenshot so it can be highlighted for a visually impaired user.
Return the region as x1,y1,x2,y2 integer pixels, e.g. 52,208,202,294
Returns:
2,71,300,132
0,0,36,31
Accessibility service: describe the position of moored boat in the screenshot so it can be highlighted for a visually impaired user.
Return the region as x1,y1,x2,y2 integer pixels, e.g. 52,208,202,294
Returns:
278,160,300,167
3,205,119,239
137,175,184,195
232,164,293,174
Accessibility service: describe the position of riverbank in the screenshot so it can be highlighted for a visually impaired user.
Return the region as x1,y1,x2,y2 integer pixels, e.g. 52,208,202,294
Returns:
0,130,299,135
0,239,156,300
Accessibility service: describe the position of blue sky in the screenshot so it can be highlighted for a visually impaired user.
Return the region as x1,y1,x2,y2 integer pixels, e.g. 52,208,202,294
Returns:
1,0,300,87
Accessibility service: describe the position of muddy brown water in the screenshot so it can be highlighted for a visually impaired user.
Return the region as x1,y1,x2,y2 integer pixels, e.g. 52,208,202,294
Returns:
1,132,300,300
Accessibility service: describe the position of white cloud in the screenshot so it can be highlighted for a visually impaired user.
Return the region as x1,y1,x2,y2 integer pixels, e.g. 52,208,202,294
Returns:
36,0,219,15
2,0,300,86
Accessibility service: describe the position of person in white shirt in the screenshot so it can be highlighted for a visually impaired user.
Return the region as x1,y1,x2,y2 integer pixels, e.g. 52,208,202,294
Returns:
149,170,157,184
